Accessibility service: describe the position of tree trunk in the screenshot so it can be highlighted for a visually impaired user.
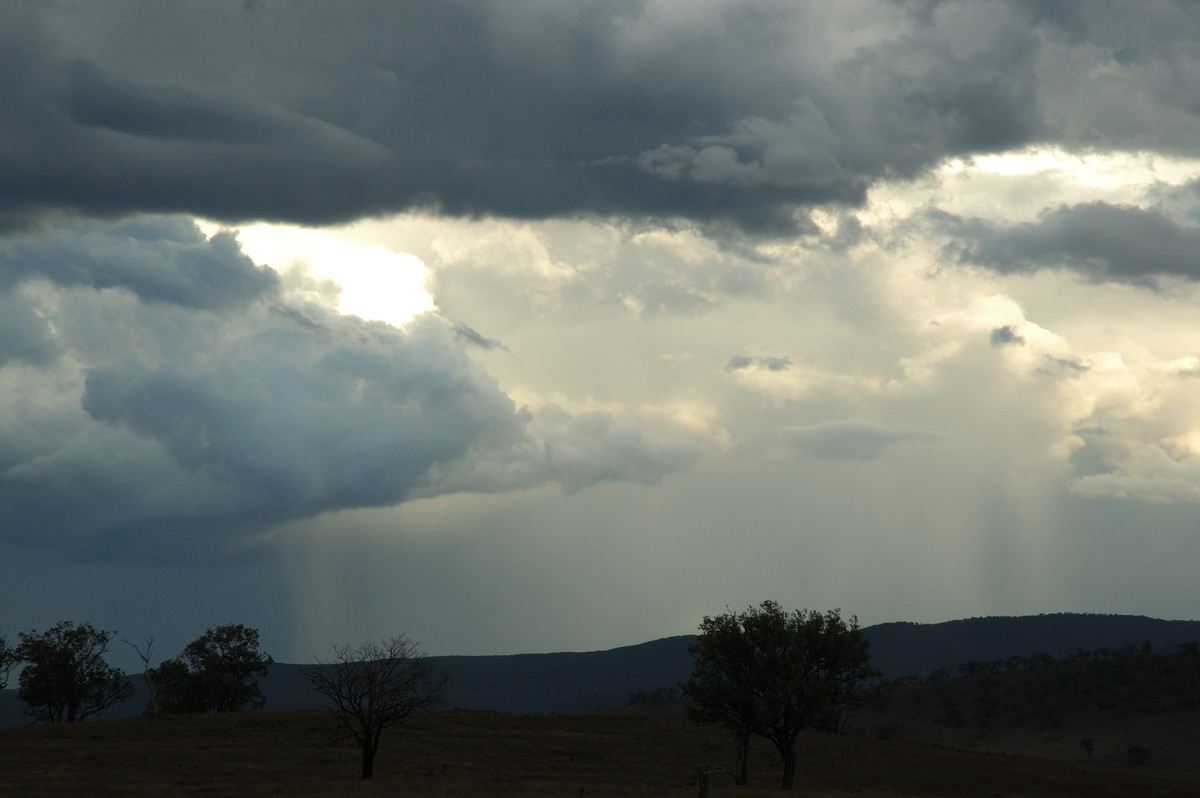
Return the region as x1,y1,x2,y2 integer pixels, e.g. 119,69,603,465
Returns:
361,742,376,779
780,745,797,791
735,729,749,785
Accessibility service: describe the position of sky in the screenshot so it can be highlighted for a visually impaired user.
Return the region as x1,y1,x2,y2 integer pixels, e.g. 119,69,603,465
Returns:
4,0,1200,670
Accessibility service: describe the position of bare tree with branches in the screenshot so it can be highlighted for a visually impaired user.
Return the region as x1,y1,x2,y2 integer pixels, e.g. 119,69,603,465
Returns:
305,636,450,779
0,633,15,690
123,636,161,717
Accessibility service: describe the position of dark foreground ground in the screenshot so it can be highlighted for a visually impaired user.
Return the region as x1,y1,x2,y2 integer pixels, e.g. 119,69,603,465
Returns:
2,707,1197,797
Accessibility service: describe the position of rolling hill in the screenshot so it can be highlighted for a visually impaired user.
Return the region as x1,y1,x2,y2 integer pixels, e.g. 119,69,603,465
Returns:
3,613,1198,727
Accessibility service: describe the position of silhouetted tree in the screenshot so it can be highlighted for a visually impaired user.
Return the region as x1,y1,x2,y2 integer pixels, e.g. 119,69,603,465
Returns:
305,636,450,779
123,636,161,717
683,602,879,790
154,624,272,713
15,621,132,723
0,633,15,690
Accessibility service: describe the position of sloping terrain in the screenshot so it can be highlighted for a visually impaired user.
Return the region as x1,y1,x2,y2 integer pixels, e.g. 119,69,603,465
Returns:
3,613,1198,726
864,613,1200,680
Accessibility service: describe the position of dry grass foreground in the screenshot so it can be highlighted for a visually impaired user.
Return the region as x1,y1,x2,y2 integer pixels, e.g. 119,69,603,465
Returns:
2,707,1197,797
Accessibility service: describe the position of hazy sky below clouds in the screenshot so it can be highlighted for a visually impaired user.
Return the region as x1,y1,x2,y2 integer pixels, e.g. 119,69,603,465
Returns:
4,0,1200,667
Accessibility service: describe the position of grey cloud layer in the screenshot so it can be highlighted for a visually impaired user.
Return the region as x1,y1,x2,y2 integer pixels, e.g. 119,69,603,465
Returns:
941,202,1200,285
0,218,699,561
781,419,941,460
0,217,279,308
5,1,1199,232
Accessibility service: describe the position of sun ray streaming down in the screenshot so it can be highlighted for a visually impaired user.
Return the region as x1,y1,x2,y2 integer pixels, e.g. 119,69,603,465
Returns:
12,1,1200,701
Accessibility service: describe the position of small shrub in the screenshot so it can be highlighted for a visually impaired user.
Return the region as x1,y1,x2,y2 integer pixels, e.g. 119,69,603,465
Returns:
1124,743,1151,766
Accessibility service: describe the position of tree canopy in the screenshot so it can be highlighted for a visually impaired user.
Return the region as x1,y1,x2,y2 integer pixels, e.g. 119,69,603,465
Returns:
15,621,132,723
683,602,879,790
153,624,273,713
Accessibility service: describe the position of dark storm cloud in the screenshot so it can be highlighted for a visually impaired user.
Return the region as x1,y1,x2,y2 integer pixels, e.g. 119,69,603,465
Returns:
0,299,520,559
78,313,515,514
0,217,700,561
781,419,940,461
941,202,1200,286
8,0,1185,233
0,217,278,309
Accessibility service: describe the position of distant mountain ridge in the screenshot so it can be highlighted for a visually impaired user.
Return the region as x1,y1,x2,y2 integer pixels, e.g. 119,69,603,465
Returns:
864,613,1200,680
3,613,1198,728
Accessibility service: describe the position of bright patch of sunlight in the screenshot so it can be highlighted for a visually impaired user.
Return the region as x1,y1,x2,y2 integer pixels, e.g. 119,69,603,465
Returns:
199,219,436,326
947,147,1200,188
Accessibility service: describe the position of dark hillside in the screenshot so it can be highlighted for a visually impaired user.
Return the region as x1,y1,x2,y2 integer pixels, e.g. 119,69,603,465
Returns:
429,634,695,713
3,614,1198,727
864,613,1200,680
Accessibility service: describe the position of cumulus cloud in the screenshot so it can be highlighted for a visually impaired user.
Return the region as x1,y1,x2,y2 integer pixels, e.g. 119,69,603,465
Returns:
531,406,702,493
634,102,854,195
5,1,1200,233
0,217,279,308
0,288,60,366
780,418,941,460
418,404,702,497
0,217,700,561
1069,445,1200,504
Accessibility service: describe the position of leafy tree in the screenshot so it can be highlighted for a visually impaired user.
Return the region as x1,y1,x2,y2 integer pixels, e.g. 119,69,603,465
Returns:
154,624,273,713
15,621,132,723
305,636,450,779
683,602,879,790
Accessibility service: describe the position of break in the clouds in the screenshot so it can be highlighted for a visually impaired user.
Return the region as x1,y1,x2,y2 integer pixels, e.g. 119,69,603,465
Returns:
0,218,699,561
5,0,1200,233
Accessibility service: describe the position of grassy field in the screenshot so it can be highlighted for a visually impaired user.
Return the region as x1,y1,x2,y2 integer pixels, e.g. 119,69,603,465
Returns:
849,649,1200,778
2,705,1198,797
